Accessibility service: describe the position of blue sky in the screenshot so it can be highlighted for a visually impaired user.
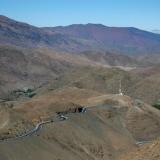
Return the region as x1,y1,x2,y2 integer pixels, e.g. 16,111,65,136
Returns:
0,0,159,31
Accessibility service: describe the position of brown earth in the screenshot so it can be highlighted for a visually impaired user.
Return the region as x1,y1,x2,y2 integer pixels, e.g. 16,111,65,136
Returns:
0,87,160,160
119,138,160,160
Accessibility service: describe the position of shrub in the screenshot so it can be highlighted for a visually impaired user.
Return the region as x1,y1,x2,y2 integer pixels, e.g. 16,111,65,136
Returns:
153,100,160,110
26,92,36,98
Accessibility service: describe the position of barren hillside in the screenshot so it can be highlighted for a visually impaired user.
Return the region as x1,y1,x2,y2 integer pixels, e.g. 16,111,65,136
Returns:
0,88,160,160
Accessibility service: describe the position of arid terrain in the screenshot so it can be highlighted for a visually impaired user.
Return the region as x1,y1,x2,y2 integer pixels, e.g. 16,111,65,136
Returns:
0,15,160,160
119,138,160,160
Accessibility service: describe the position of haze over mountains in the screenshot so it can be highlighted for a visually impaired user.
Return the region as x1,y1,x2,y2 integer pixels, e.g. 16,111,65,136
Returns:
152,29,160,34
1,15,160,55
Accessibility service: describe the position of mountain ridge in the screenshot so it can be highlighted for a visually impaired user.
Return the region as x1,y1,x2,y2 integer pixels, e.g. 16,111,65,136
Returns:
1,15,160,55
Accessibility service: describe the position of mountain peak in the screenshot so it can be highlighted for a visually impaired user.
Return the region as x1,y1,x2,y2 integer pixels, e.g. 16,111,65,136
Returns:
0,15,12,22
0,15,9,19
85,23,107,27
0,15,160,55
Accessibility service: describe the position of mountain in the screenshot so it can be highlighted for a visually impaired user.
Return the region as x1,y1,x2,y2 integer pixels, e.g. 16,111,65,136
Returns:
0,45,159,104
1,15,160,104
152,29,160,34
0,45,138,100
1,15,160,55
80,50,138,67
45,24,160,55
0,15,160,160
0,45,104,99
0,15,78,51
0,15,107,53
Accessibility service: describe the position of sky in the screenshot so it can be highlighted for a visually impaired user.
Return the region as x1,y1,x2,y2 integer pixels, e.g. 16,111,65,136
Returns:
0,0,160,31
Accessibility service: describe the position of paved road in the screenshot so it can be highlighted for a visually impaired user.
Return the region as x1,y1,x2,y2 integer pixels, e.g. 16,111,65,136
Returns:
0,117,65,142
0,105,152,146
0,105,110,142
136,140,152,146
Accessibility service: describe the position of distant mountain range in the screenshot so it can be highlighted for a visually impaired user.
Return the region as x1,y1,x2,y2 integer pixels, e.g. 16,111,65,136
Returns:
0,15,160,55
152,30,160,34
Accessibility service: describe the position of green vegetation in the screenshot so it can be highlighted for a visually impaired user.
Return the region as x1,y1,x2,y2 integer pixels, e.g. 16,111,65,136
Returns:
6,88,36,100
25,92,36,98
152,100,160,110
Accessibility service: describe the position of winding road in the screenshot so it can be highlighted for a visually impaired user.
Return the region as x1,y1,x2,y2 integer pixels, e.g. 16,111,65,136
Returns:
0,106,152,146
0,116,66,142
